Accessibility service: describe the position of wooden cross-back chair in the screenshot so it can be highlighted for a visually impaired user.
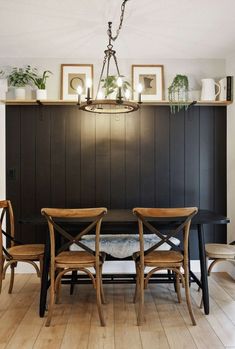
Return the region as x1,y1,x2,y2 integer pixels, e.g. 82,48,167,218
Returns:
133,207,198,326
205,243,235,275
41,207,107,327
0,200,44,293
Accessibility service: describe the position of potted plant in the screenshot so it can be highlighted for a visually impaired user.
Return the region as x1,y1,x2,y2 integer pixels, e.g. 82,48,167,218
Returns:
8,65,33,100
0,70,8,100
168,74,189,113
101,75,131,99
28,69,52,100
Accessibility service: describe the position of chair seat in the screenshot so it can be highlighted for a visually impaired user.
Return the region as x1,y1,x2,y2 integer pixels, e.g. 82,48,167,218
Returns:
135,250,183,265
205,243,235,259
8,244,44,259
55,251,96,265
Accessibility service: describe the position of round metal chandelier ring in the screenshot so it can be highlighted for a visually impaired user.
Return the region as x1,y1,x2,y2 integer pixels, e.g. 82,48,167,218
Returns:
79,99,139,114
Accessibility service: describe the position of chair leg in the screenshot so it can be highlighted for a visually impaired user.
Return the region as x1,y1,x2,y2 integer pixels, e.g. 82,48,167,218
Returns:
45,269,55,327
184,265,196,325
99,264,106,304
175,269,182,303
133,262,140,303
8,262,17,294
39,255,44,279
0,261,3,294
70,270,77,295
137,266,144,326
95,268,105,326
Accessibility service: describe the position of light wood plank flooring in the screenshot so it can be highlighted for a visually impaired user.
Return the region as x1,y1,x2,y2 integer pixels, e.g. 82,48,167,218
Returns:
0,272,235,349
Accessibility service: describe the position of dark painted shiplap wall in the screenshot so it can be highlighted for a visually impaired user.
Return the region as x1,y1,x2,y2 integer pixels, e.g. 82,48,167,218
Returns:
6,105,227,258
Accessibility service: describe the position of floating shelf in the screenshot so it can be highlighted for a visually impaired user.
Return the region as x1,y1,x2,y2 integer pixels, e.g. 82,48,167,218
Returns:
0,99,232,106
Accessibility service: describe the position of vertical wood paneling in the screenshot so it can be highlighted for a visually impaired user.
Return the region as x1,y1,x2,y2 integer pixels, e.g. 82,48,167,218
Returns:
95,114,110,207
80,111,96,207
5,105,227,257
185,108,200,206
66,107,81,207
20,107,37,243
110,115,125,208
35,108,51,209
214,107,227,243
125,111,140,208
140,107,155,207
185,107,200,258
170,109,185,207
155,107,170,207
199,107,215,244
51,106,66,207
6,107,21,242
35,107,51,243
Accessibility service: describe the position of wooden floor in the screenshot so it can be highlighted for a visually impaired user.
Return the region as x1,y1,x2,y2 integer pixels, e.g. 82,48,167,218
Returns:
0,273,235,349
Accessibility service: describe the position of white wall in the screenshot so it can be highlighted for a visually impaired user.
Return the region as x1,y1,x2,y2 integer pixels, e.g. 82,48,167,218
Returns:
0,57,226,99
226,52,235,243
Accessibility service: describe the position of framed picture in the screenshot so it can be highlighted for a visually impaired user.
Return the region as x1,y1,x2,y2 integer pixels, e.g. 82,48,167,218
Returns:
132,65,164,101
60,64,93,100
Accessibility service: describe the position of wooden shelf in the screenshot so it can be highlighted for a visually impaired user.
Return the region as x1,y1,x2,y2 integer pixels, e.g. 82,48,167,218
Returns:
0,99,232,106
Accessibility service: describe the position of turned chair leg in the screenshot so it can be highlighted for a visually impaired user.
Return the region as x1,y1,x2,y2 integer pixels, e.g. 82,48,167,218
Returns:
184,265,196,325
8,262,17,294
70,270,77,295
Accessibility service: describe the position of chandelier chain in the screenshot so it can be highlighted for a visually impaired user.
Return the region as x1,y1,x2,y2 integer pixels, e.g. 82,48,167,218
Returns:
108,0,129,42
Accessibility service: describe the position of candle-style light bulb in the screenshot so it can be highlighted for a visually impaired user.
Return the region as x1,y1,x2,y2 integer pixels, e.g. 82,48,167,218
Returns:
77,85,82,105
137,83,143,103
86,78,92,103
117,76,123,102
125,89,130,100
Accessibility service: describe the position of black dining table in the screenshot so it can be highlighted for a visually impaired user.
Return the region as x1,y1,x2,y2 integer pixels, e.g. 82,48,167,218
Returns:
20,208,229,318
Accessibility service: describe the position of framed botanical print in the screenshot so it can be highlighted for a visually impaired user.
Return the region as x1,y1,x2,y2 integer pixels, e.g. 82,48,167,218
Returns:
132,65,164,101
60,64,93,100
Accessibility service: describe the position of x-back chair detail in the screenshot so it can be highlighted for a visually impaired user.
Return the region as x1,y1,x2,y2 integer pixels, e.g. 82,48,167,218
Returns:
133,207,198,326
41,207,107,327
0,200,44,293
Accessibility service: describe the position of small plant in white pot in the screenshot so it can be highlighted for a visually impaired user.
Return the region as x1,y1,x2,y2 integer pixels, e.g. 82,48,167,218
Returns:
8,65,33,100
29,69,52,100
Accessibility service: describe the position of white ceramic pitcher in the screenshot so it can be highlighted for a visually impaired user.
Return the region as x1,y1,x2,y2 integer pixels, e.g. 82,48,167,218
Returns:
200,78,221,101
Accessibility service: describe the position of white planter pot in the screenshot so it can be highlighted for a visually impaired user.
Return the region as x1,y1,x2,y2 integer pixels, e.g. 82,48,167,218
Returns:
14,88,26,100
0,79,8,99
36,89,47,100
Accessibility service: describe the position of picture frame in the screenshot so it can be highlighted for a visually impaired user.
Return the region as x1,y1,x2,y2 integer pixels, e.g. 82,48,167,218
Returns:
132,65,164,101
60,64,93,101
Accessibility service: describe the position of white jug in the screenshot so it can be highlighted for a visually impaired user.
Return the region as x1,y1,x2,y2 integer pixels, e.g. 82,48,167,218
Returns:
200,78,221,101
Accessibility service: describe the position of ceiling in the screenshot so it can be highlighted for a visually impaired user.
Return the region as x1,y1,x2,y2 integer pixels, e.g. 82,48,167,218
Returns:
0,0,235,59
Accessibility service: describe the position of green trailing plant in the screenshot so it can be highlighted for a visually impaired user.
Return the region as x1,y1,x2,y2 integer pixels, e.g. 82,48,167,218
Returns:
8,65,35,87
168,74,189,113
28,69,52,89
101,75,131,97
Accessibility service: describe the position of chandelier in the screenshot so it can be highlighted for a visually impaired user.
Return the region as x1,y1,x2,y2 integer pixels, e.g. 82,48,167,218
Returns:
79,0,141,114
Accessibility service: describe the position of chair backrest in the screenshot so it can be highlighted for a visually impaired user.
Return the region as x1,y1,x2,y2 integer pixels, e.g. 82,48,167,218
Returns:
133,207,198,263
41,207,107,265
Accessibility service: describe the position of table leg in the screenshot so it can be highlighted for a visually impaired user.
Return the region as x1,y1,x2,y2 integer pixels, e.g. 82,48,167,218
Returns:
39,234,50,317
197,224,209,314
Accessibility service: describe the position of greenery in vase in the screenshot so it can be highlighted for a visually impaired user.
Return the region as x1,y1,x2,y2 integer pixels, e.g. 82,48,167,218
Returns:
168,74,189,114
101,75,131,97
28,69,52,89
8,65,35,87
